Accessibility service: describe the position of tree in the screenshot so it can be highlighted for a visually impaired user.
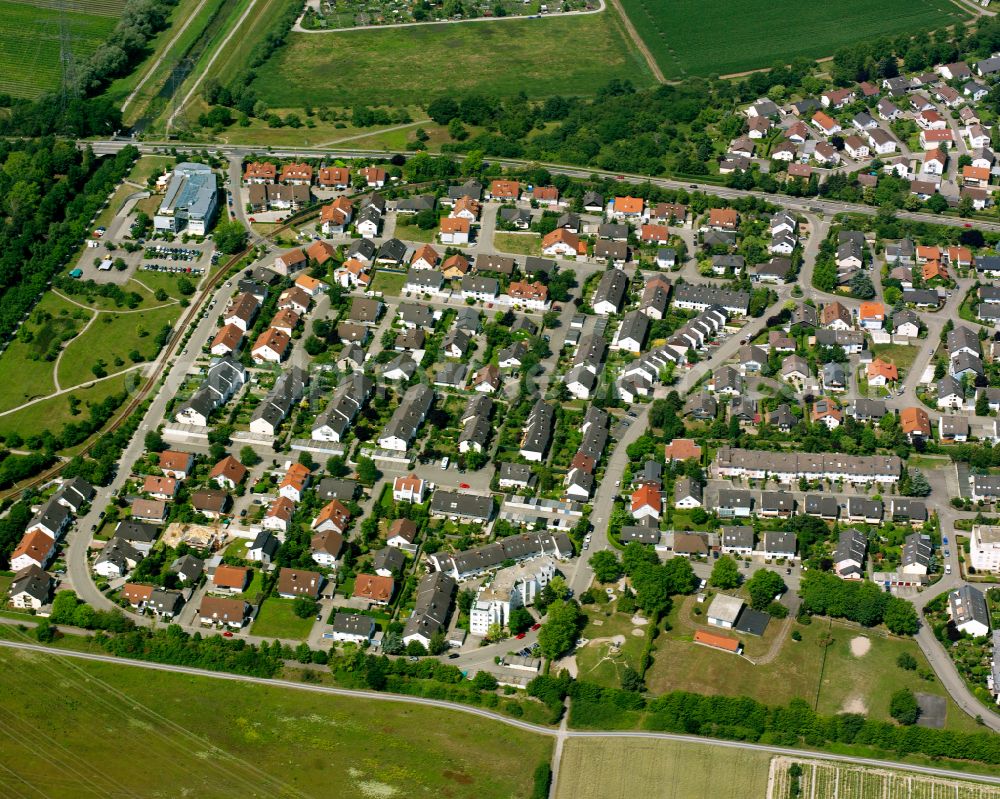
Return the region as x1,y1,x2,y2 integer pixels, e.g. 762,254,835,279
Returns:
849,271,875,299
906,469,931,497
177,277,196,296
472,670,498,691
213,220,249,254
428,631,449,655
537,599,582,660
896,652,918,671
621,541,658,576
746,569,786,611
663,557,697,595
292,596,319,619
889,688,920,725
977,390,990,417
589,550,623,583
485,623,505,643
356,457,379,485
883,596,919,635
620,665,645,692
144,430,165,452
508,607,534,635
240,446,261,467
630,563,674,617
709,555,741,590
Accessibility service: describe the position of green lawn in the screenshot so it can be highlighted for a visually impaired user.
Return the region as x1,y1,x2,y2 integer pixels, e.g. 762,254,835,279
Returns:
394,223,440,244
251,11,654,107
57,303,180,388
494,232,542,256
250,597,316,639
616,0,968,79
0,645,551,798
369,270,407,296
0,0,120,98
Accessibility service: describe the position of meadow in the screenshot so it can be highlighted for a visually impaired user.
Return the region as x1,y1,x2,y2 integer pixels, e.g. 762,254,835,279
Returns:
250,12,655,107
0,0,122,98
616,0,970,79
0,645,551,798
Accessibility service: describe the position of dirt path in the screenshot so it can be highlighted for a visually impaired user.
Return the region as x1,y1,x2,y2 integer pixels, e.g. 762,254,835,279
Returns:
53,289,177,315
746,616,793,666
0,364,146,418
606,0,665,84
315,119,431,148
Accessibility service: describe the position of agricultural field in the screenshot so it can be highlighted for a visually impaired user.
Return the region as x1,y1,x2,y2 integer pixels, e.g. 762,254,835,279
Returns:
768,757,1000,799
616,0,970,79
556,737,773,799
251,12,655,107
0,0,122,99
0,646,551,798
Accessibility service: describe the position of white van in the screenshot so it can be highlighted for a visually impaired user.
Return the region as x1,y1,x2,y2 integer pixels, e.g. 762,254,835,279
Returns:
441,457,449,470
944,564,952,575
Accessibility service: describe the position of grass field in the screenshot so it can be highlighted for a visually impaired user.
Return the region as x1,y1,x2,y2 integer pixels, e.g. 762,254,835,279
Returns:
369,270,407,296
56,303,178,388
769,757,1000,799
616,0,970,79
494,232,542,256
251,12,654,107
0,293,87,413
644,612,982,733
250,597,316,638
0,0,122,99
0,646,551,798
556,738,772,799
0,373,130,442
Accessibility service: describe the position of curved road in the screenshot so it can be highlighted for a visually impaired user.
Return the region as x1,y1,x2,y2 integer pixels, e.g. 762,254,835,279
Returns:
3,639,999,786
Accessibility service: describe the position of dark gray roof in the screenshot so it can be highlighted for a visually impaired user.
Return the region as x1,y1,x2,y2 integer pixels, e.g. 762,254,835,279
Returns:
521,400,555,457
402,571,456,642
373,546,407,576
9,564,52,603
430,490,493,520
721,525,754,549
331,612,376,638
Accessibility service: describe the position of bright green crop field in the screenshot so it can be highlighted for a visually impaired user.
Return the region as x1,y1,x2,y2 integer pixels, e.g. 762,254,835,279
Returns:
617,0,971,79
0,0,123,98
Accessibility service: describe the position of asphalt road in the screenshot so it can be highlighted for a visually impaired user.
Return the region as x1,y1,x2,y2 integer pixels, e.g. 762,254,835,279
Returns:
4,638,1000,786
